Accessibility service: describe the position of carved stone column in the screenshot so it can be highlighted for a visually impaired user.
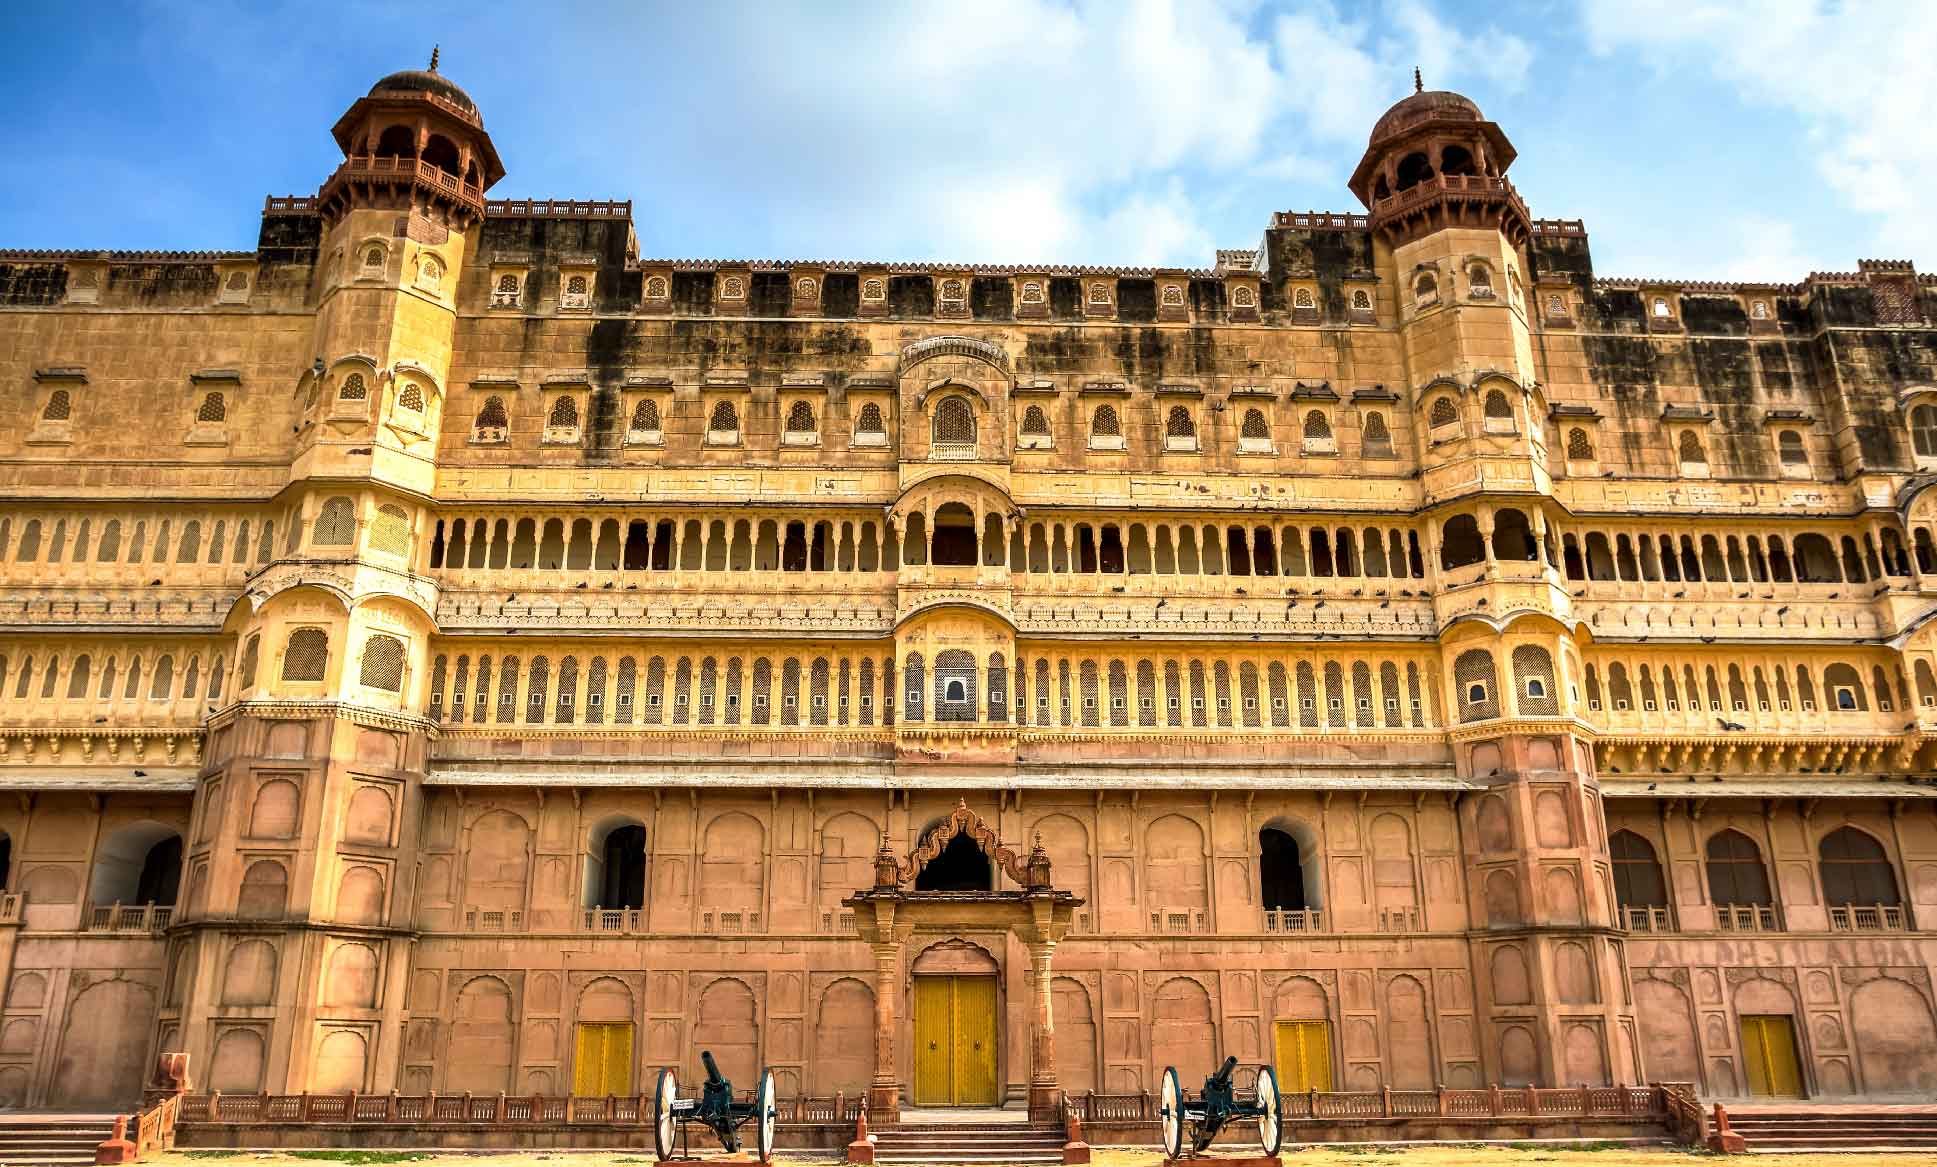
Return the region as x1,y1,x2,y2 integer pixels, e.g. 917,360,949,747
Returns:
1026,939,1058,1120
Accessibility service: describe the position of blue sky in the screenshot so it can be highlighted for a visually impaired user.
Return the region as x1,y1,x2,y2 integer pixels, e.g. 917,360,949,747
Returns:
1,1,1928,280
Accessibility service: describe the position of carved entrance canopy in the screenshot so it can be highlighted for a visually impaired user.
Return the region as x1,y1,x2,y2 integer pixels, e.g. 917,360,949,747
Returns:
898,798,1039,888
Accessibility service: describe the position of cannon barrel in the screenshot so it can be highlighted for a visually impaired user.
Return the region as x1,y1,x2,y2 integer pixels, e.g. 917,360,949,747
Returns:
1207,1055,1239,1086
701,1050,725,1086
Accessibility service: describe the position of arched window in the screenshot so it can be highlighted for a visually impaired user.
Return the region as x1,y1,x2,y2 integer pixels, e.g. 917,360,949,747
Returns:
588,820,647,910
1090,404,1122,447
1677,430,1706,465
195,393,226,423
338,373,367,402
1361,411,1391,455
1652,296,1673,319
1166,405,1196,442
1351,288,1372,312
1414,271,1438,305
785,400,817,436
708,400,740,437
1395,151,1434,190
495,274,518,294
547,396,579,428
473,396,508,441
1020,405,1050,437
1293,287,1314,308
397,383,425,413
1482,390,1513,431
359,634,405,691
932,396,976,452
1439,514,1484,571
1912,405,1937,458
630,397,661,434
1302,410,1331,440
1611,830,1668,910
1259,827,1309,914
1566,427,1594,460
41,390,71,421
1778,429,1807,466
1546,293,1566,317
566,275,588,296
369,504,409,557
856,402,885,436
1818,827,1900,908
933,649,977,721
1428,396,1460,430
1751,300,1769,319
281,628,329,682
1467,264,1494,297
361,243,387,271
1239,408,1271,448
1705,830,1772,907
313,496,355,546
90,825,183,907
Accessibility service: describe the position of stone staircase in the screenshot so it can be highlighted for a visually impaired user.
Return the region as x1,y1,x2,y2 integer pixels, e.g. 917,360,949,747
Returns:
0,1113,122,1167
1727,1105,1937,1152
871,1120,1068,1164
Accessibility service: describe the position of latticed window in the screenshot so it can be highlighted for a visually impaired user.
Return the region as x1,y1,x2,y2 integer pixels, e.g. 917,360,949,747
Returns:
834,657,848,725
1303,410,1331,440
282,628,328,682
1138,659,1158,726
1036,659,1053,726
338,374,367,402
1362,411,1391,453
474,396,507,438
631,398,660,432
526,656,551,723
1454,648,1498,721
1237,662,1259,727
1021,405,1050,437
1566,427,1594,460
239,635,260,690
903,652,925,721
496,274,518,293
932,397,975,448
675,657,695,725
548,396,579,428
1819,827,1900,907
778,657,798,726
1091,405,1120,438
1267,662,1289,727
1512,644,1559,715
397,383,425,412
1079,660,1101,727
858,658,875,725
1380,661,1402,724
1188,660,1208,727
987,652,1008,722
1323,661,1345,727
1468,264,1493,295
555,656,580,723
750,657,770,725
1241,408,1270,440
935,650,976,721
496,657,520,722
809,657,828,726
1351,661,1373,727
857,402,885,435
724,657,742,725
709,400,740,433
1294,287,1314,308
313,497,355,546
1352,289,1372,311
1059,659,1073,726
567,275,588,295
176,521,201,563
1108,660,1129,727
1678,430,1706,464
785,400,817,434
615,656,636,724
196,393,226,423
359,634,405,691
1483,391,1512,421
42,390,71,421
1166,406,1195,439
370,504,410,557
1429,396,1459,428
1914,405,1937,458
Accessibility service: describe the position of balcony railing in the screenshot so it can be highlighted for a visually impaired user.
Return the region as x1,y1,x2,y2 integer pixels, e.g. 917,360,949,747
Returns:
1623,905,1673,932
463,908,524,932
1714,904,1779,932
1263,908,1324,933
84,902,173,933
1829,903,1908,932
581,908,645,933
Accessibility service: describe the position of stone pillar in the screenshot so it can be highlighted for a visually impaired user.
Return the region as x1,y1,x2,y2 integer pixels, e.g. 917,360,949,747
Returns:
1026,940,1058,1120
869,939,901,1118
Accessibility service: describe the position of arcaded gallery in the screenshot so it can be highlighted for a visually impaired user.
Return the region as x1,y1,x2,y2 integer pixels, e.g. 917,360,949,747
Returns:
0,56,1935,1135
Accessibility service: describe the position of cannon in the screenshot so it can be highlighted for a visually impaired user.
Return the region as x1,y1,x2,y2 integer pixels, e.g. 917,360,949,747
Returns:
1158,1056,1282,1160
650,1050,777,1163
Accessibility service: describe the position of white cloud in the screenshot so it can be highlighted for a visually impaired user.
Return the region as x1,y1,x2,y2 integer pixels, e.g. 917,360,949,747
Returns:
584,0,1532,266
1582,0,1937,261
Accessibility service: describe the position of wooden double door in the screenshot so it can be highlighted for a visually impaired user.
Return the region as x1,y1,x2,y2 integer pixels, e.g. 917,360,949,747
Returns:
1739,1014,1803,1098
1273,1020,1333,1092
573,1022,635,1096
913,975,1000,1106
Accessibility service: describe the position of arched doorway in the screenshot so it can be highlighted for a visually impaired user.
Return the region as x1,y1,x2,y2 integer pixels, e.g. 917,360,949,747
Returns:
915,832,991,891
910,940,1000,1107
931,503,977,566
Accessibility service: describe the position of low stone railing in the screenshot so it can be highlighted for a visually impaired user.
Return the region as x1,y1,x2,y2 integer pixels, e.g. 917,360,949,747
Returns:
181,1090,863,1127
1066,1082,1670,1125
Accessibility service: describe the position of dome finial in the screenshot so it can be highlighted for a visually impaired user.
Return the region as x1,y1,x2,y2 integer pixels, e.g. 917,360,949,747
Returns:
429,45,440,73
1413,65,1423,94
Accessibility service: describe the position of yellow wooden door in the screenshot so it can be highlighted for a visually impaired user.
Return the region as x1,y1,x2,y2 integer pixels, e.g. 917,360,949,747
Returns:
913,977,1001,1106
1273,1020,1332,1093
1739,1015,1802,1098
954,976,999,1106
573,1022,634,1095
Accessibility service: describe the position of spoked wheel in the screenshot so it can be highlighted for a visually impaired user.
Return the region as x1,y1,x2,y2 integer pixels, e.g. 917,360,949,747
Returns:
1254,1064,1283,1157
754,1066,777,1162
1158,1065,1184,1160
652,1067,679,1161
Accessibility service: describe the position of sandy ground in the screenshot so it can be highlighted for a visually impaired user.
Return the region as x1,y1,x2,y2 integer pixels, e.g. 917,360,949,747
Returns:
153,1146,1937,1167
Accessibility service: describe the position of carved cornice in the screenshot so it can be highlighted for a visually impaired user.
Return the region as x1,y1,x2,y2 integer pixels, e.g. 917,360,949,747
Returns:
0,725,203,766
209,699,436,737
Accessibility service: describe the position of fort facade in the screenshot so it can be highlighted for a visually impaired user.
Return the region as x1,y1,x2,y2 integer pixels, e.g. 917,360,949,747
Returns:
0,60,1934,1115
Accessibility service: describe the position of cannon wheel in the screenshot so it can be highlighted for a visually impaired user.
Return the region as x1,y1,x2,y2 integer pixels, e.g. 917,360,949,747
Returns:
652,1066,678,1161
1254,1064,1282,1156
755,1066,777,1162
1158,1065,1184,1160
